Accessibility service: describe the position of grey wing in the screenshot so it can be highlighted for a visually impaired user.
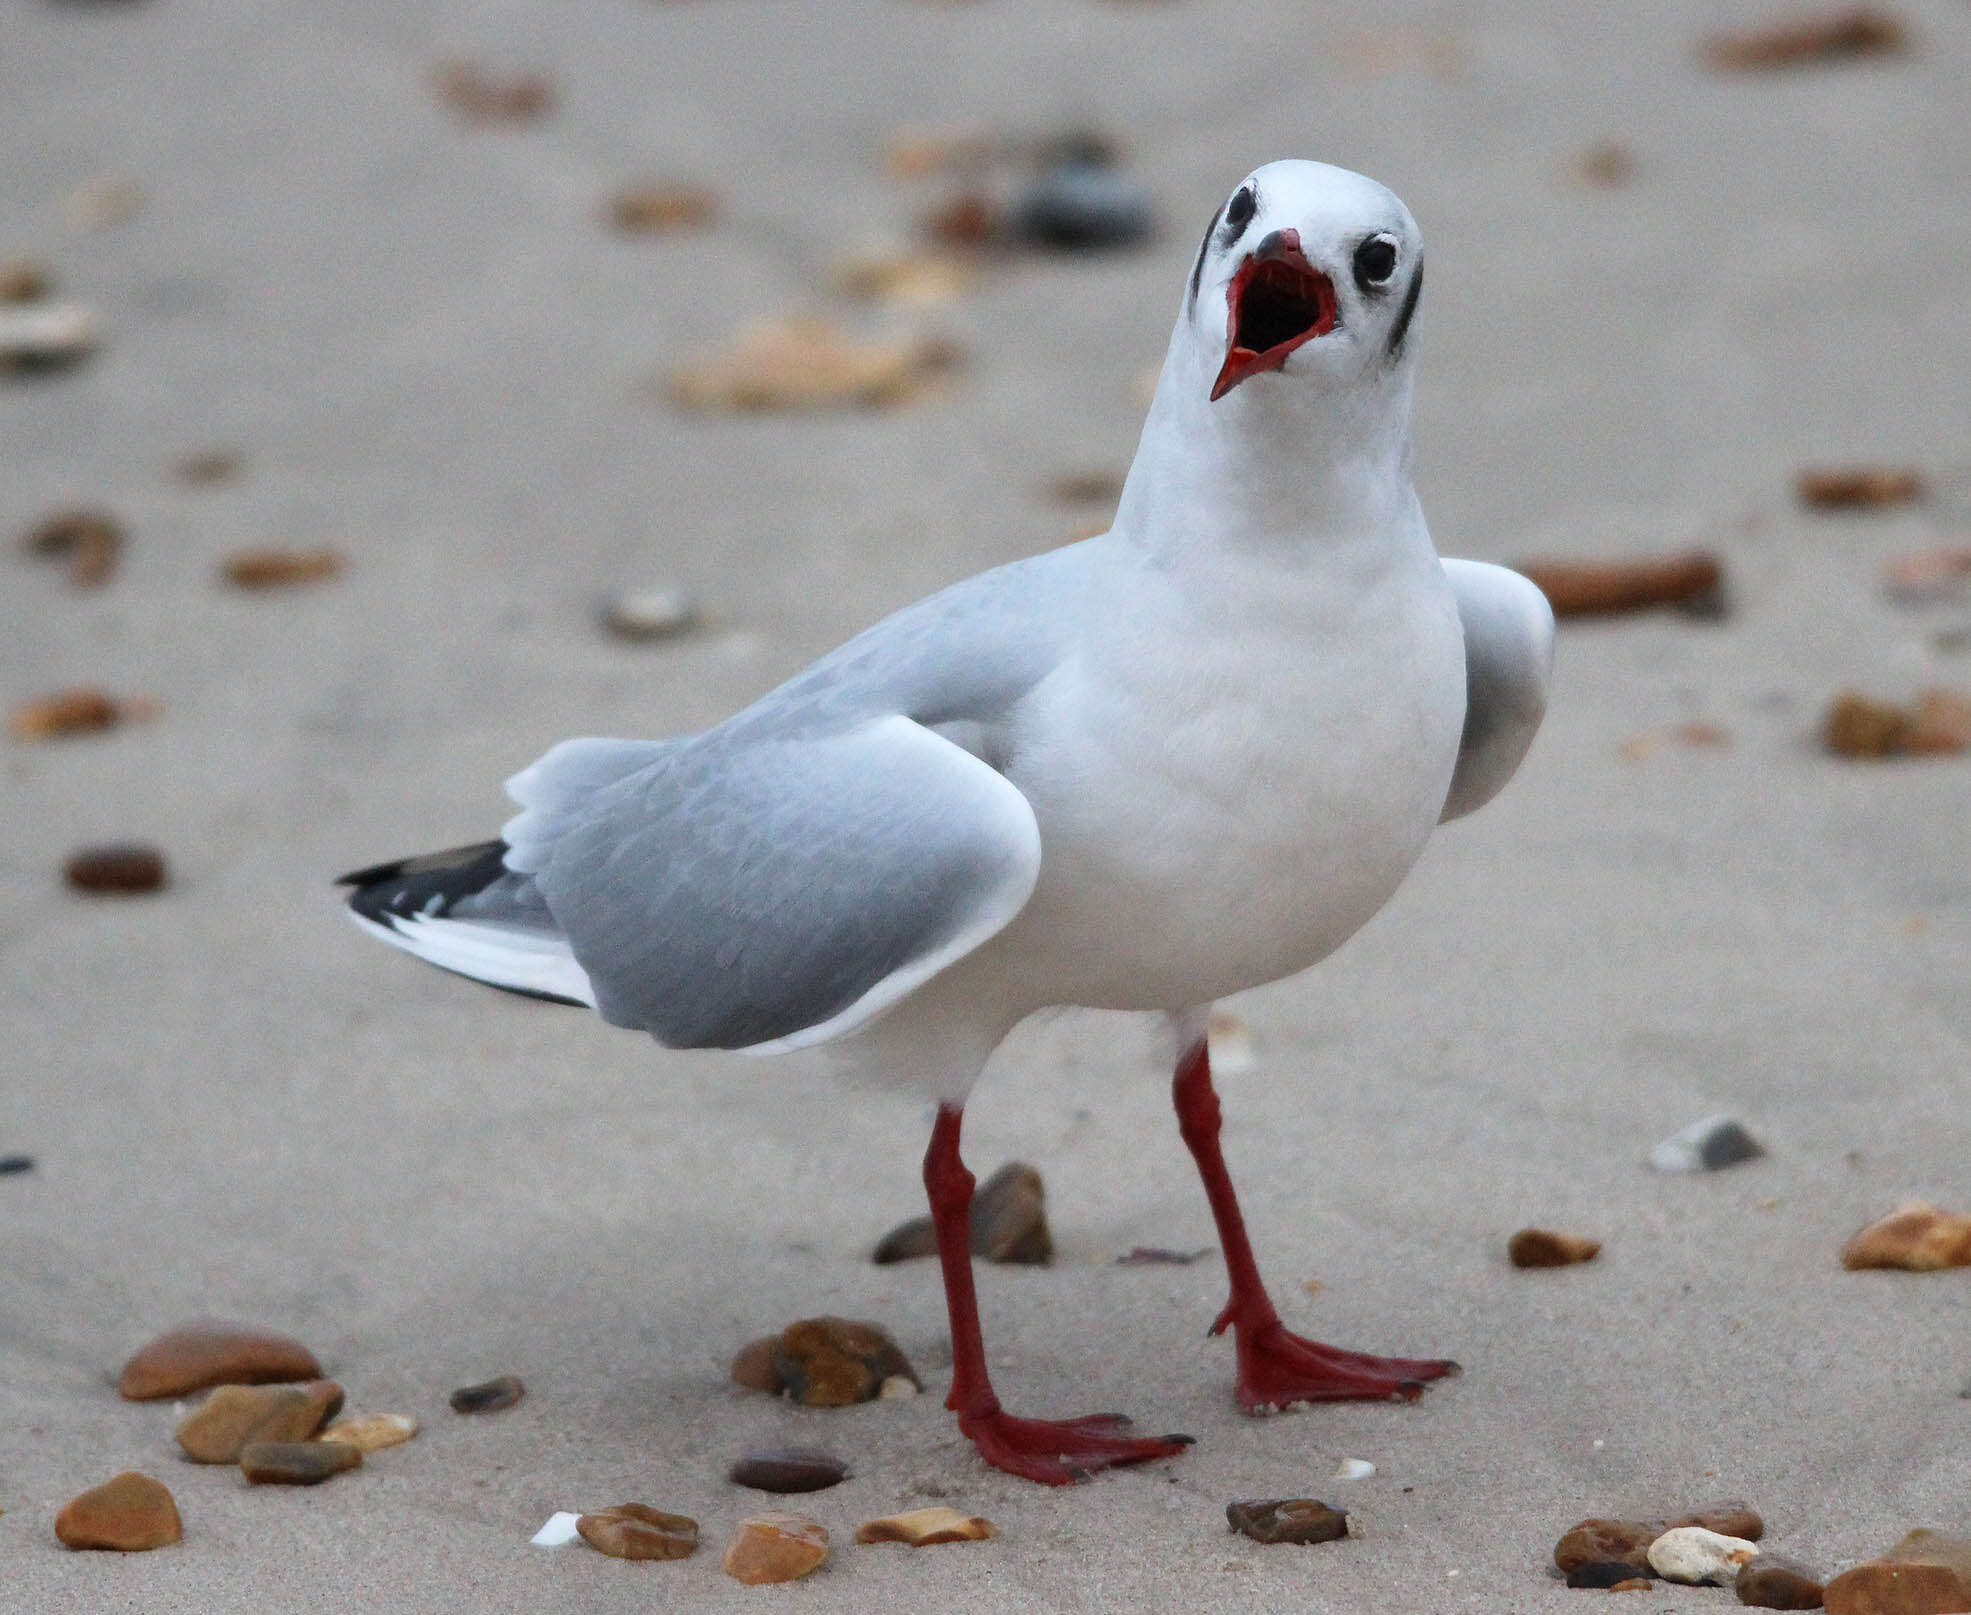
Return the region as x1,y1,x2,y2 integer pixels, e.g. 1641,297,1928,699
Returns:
1439,558,1555,822
532,714,1041,1052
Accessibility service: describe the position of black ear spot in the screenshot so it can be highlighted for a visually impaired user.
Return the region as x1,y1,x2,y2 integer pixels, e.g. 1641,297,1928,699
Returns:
1353,235,1398,293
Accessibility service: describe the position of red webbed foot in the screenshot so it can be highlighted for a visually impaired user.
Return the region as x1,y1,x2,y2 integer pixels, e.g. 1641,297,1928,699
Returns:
1223,1315,1459,1412
957,1408,1194,1486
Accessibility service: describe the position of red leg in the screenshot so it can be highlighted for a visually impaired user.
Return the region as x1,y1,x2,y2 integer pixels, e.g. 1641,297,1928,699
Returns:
925,1104,1193,1485
1172,1037,1458,1412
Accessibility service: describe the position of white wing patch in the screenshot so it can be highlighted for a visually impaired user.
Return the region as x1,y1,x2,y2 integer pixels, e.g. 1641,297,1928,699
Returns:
348,909,597,1007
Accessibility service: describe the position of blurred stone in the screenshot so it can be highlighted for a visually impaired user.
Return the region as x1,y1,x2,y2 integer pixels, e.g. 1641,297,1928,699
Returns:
54,1472,182,1551
855,1506,996,1545
730,1335,784,1393
607,181,718,234
597,587,700,642
1883,548,1971,606
64,174,143,231
1909,690,1971,755
0,301,102,372
221,547,344,589
577,1504,699,1561
873,1161,1049,1265
1578,143,1636,188
669,316,957,412
722,1512,829,1584
1012,161,1153,249
1226,1498,1349,1545
1507,1228,1602,1268
728,1448,849,1493
119,1321,322,1400
449,1374,524,1413
1841,1202,1971,1270
430,60,553,123
832,251,970,306
64,844,167,894
172,447,244,486
22,507,121,586
1824,1529,1971,1614
1647,1115,1764,1173
1706,12,1909,72
772,1316,919,1406
1514,552,1724,618
10,688,122,740
1796,466,1923,508
0,258,52,302
240,1440,360,1485
1737,1557,1827,1608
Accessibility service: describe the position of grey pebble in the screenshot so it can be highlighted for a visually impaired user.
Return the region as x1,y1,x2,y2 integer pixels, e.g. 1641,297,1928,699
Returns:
1012,162,1154,251
597,587,700,642
449,1373,525,1413
1647,1114,1764,1173
727,1447,849,1493
0,1154,34,1175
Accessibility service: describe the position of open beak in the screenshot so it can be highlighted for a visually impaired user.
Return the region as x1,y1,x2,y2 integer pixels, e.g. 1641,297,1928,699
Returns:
1210,229,1338,402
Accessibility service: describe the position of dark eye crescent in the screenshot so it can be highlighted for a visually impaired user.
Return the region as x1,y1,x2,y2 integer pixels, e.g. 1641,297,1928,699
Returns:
1224,186,1256,232
1353,235,1398,291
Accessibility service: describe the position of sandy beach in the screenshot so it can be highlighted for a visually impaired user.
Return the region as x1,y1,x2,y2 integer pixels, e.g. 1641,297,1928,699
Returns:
6,0,1971,1608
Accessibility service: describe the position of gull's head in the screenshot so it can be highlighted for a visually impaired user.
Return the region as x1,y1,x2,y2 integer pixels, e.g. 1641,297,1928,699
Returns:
1184,160,1423,404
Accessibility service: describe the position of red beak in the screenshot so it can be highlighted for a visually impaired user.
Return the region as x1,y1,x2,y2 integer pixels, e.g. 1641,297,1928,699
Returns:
1210,229,1338,402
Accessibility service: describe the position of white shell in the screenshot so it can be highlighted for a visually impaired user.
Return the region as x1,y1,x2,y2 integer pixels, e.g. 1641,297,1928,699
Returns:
530,1511,583,1547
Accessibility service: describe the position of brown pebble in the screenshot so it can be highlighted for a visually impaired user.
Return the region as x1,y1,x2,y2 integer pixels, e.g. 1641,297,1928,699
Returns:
1513,552,1724,618
240,1439,361,1485
22,508,122,587
449,1373,524,1413
1226,1498,1349,1546
54,1472,182,1552
1578,142,1636,188
1611,1579,1655,1592
607,182,719,235
430,60,554,123
855,1506,996,1546
925,192,1001,246
1796,466,1924,508
316,1412,418,1453
64,844,168,895
172,447,244,486
730,1335,784,1394
1556,1505,1765,1575
1823,691,1971,759
728,1448,850,1493
1737,1557,1827,1609
1883,548,1971,606
1507,1227,1602,1268
577,1504,700,1561
1909,690,1971,755
772,1316,919,1407
119,1320,323,1401
722,1512,829,1584
10,687,124,740
1841,1201,1971,1271
1824,1529,1971,1614
1705,10,1907,71
0,257,52,302
176,1380,342,1463
220,546,344,589
872,1160,1051,1265
668,316,958,412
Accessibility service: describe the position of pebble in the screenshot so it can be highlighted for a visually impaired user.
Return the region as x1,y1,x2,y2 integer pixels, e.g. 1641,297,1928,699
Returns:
1736,1557,1827,1609
1610,1579,1655,1592
1507,1227,1602,1268
1648,1526,1760,1585
23,507,122,587
722,1512,830,1584
1513,552,1725,618
0,1154,32,1174
1841,1201,1971,1270
0,302,103,372
878,1374,918,1399
855,1507,996,1546
449,1374,524,1413
1335,1458,1376,1480
1556,1505,1765,1574
1012,161,1154,249
832,251,971,307
1116,1246,1215,1265
596,587,700,642
176,1380,343,1463
220,546,345,589
668,316,958,412
730,1335,784,1393
317,1412,418,1453
240,1440,361,1485
1705,11,1907,70
64,844,169,895
1647,1114,1765,1173
531,1512,583,1547
872,1160,1051,1265
577,1504,700,1561
1824,689,1971,758
1825,1529,1971,1614
54,1472,183,1552
607,181,718,234
430,60,554,122
1568,1561,1656,1589
1578,143,1636,189
728,1448,850,1493
0,257,51,302
10,687,124,740
1226,1498,1349,1546
772,1316,920,1406
119,1321,323,1400
172,447,244,485
1883,548,1971,606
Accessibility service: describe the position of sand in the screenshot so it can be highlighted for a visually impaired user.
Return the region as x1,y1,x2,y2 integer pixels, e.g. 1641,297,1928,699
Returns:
5,0,1971,1609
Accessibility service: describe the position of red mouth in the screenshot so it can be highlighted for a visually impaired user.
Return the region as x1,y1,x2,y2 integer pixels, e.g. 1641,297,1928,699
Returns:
1210,230,1338,401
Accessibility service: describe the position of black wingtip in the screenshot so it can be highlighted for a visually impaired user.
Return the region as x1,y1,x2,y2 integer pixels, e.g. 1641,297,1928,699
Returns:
337,839,512,917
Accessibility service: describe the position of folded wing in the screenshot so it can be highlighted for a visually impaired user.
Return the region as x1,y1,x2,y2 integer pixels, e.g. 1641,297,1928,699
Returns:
1439,558,1555,822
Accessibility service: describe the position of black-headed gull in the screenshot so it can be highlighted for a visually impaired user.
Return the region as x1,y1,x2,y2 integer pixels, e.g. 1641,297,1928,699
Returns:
341,159,1554,1485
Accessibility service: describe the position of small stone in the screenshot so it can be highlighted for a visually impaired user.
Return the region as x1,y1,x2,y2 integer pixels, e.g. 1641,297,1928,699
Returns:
1909,690,1971,755
855,1506,996,1546
176,1381,342,1463
925,192,1001,246
0,1154,32,1174
832,251,971,306
870,1216,938,1263
64,845,168,895
1558,1520,1665,1574
317,1412,418,1453
1824,691,1914,758
1335,1458,1375,1480
10,687,123,740
772,1316,919,1406
54,1472,182,1552
872,1160,1050,1265
722,1512,829,1584
0,258,52,302
449,1373,524,1413
119,1321,322,1400
1116,1246,1215,1265
1514,552,1725,618
0,302,103,371
221,546,344,589
1012,161,1154,249
1883,548,1971,606
1841,1202,1971,1271
730,1335,784,1393
1568,1561,1657,1588
240,1440,360,1485
1705,12,1906,71
668,316,958,412
1045,469,1127,506
22,508,122,587
1507,1228,1602,1268
531,1512,583,1547
577,1504,700,1561
1226,1498,1349,1546
1737,1557,1827,1609
877,1373,918,1399
430,60,554,123
1824,1529,1971,1614
1649,1526,1759,1585
172,447,244,486
728,1448,849,1493
1578,142,1636,188
596,587,700,642
607,181,718,235
1610,1579,1655,1592
1647,1114,1764,1173
1796,466,1924,508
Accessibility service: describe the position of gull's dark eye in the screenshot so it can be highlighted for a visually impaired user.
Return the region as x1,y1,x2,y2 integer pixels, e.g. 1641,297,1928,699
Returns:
1353,235,1398,291
1225,186,1256,233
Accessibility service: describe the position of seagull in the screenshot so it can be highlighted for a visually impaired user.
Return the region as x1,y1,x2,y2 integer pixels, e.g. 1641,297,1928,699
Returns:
340,159,1554,1486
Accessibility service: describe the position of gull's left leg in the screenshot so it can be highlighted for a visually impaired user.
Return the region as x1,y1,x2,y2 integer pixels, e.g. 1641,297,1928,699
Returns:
1171,1025,1458,1411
